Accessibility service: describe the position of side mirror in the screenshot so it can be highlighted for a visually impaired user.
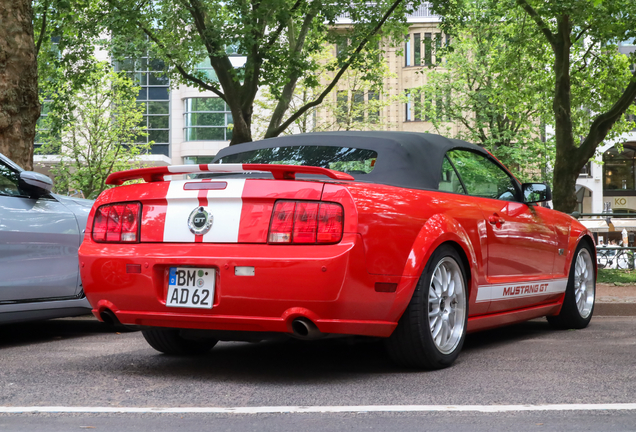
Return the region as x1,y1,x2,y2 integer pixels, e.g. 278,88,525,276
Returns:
19,171,53,195
522,183,552,204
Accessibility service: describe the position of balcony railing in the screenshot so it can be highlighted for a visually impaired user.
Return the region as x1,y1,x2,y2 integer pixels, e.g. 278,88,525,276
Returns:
337,2,439,20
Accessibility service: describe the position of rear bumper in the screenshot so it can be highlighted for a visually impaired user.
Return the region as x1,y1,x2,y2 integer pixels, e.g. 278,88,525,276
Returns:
79,234,416,337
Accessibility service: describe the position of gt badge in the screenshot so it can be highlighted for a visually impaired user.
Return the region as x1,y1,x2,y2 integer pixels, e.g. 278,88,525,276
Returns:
188,206,213,235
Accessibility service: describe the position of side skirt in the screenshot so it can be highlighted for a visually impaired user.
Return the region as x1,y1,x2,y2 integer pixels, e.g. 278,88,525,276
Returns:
467,302,562,333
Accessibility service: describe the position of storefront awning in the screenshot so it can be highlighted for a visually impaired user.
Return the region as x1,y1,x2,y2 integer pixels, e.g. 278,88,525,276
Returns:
579,218,636,232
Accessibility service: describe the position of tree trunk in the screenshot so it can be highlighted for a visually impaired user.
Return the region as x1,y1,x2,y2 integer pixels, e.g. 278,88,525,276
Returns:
551,16,576,213
552,155,578,213
228,105,252,145
0,0,39,170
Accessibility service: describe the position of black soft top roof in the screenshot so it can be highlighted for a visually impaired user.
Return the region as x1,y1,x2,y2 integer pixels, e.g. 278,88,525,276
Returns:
212,131,489,190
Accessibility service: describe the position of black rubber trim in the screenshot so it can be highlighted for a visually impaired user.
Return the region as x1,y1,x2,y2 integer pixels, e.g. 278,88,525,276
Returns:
0,291,86,306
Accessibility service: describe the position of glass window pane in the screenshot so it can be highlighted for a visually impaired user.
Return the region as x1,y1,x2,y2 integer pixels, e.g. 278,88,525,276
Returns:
603,146,636,190
185,112,225,127
150,144,170,156
226,126,233,141
353,91,364,122
134,132,147,144
149,58,166,71
0,163,23,196
148,73,169,85
337,91,348,124
149,129,169,143
414,33,421,66
424,33,432,66
148,115,169,129
135,58,148,71
184,156,215,164
447,150,517,200
134,72,147,86
439,157,465,194
184,127,225,141
148,87,169,100
216,146,378,174
136,88,147,100
189,98,225,112
405,37,411,67
148,101,169,114
116,58,134,71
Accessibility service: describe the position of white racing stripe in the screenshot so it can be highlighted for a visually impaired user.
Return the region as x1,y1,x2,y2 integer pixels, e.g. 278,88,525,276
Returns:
2,404,636,414
163,179,246,243
476,278,568,303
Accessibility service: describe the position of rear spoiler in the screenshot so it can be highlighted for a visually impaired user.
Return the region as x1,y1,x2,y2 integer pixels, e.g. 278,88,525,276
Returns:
105,163,355,185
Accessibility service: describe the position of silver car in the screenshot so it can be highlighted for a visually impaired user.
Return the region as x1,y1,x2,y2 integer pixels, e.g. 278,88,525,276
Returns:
0,153,92,324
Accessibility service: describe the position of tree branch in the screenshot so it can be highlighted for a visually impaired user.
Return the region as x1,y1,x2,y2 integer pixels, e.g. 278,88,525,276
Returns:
578,69,636,162
105,0,227,99
263,0,305,51
140,26,226,101
265,5,319,135
268,0,405,137
573,40,596,74
35,0,49,57
574,24,591,43
516,0,556,47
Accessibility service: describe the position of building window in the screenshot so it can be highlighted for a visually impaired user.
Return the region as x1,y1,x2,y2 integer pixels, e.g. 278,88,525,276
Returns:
414,33,421,66
337,91,380,126
603,145,636,191
405,36,411,67
115,54,171,157
368,91,380,123
405,89,423,122
353,91,364,122
579,161,592,177
435,33,442,64
184,98,233,141
195,58,218,82
336,91,348,124
424,33,432,66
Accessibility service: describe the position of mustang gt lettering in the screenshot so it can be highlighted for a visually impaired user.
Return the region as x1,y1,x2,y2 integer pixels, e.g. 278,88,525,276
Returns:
79,132,597,369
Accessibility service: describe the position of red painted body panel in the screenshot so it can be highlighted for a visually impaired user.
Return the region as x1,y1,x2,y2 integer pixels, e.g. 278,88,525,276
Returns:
79,172,595,338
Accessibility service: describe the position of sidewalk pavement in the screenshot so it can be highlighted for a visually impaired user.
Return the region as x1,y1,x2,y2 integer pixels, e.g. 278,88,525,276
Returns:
595,283,636,316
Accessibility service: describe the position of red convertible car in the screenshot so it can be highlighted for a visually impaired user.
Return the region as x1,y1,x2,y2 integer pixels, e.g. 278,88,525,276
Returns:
79,132,596,369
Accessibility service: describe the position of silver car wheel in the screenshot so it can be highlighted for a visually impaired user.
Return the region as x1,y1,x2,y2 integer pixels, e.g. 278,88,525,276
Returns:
428,257,466,355
574,248,595,319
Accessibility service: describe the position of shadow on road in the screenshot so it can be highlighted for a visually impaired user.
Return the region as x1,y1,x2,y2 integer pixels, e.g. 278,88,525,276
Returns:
0,315,134,349
0,315,557,380
94,319,559,382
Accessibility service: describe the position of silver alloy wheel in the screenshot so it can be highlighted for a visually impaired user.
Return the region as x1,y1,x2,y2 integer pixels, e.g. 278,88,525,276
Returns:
428,257,466,354
574,248,595,319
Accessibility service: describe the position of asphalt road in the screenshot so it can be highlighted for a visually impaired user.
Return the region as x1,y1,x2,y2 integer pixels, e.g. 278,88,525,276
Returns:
0,316,635,431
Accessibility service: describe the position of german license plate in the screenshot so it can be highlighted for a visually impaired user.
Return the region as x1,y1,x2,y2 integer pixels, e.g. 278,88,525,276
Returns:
166,267,215,309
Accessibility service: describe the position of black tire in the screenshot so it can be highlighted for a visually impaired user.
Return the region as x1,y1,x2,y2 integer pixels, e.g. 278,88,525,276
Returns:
141,328,218,355
547,243,595,329
385,244,468,370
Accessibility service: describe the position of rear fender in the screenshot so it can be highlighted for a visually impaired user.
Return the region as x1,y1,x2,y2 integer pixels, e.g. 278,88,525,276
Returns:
388,213,479,321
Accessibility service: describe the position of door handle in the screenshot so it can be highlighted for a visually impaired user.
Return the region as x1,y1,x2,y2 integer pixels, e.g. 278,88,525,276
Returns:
488,214,505,225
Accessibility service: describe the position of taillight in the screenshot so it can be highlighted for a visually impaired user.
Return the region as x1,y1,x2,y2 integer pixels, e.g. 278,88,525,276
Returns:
317,203,344,244
268,201,343,244
92,202,141,243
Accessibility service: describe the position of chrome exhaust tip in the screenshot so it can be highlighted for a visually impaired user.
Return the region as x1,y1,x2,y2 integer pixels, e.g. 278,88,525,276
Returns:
291,318,322,339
